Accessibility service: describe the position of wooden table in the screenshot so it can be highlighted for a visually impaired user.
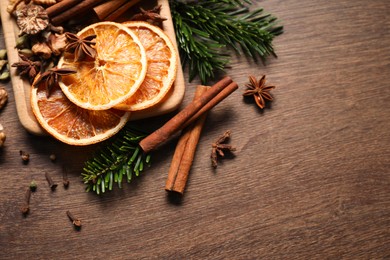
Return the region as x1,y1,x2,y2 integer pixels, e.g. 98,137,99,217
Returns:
1,0,389,258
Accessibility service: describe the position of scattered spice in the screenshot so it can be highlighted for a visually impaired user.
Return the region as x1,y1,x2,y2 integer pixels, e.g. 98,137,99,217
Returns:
139,77,237,153
166,85,209,195
131,5,167,25
45,172,58,191
0,87,8,110
32,0,57,6
243,75,275,109
29,180,37,192
48,33,67,56
15,3,49,35
62,166,69,188
0,123,5,148
49,154,56,162
33,67,76,97
65,32,97,61
66,210,82,228
12,54,41,83
211,130,236,168
0,49,7,60
31,41,52,59
20,187,31,215
20,150,30,163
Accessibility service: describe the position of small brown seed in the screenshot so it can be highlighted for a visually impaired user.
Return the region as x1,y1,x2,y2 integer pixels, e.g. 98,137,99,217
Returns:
20,150,30,163
49,154,56,162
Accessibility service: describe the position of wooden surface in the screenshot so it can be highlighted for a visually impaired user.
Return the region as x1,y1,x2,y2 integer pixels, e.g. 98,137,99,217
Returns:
0,0,389,259
0,0,185,134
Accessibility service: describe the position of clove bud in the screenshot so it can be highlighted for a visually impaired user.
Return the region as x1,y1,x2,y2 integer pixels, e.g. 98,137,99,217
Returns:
45,172,58,191
20,187,31,215
66,210,82,228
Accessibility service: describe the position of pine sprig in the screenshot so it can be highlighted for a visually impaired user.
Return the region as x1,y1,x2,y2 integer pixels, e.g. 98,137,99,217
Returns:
81,126,151,194
170,0,283,83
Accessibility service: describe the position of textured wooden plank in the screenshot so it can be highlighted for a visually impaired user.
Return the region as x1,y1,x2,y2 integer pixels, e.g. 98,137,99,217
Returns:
0,0,389,259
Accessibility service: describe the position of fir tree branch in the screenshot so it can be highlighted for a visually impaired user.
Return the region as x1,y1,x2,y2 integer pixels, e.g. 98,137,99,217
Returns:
81,126,151,194
170,0,283,84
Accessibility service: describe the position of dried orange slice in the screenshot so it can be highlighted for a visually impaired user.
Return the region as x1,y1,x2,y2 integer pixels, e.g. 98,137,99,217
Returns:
115,21,178,111
57,22,147,110
31,82,130,146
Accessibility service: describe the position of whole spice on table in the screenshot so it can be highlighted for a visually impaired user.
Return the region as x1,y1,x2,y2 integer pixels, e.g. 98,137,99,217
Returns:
62,166,69,188
82,77,237,194
0,49,7,60
15,3,49,35
0,123,6,148
29,180,37,192
243,75,275,109
139,77,237,153
32,67,76,97
102,0,142,22
19,150,30,163
64,33,97,62
211,130,236,168
0,87,8,110
12,54,41,83
66,210,81,228
49,0,106,25
45,172,58,191
166,85,210,195
131,5,167,25
31,41,52,59
20,187,31,215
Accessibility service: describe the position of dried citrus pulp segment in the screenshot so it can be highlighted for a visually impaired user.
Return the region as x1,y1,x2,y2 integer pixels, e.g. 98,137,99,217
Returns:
57,22,147,110
114,21,178,111
31,83,131,146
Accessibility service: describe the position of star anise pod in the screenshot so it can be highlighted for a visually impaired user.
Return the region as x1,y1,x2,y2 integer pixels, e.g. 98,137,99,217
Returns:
64,33,97,62
12,54,41,83
211,130,236,168
243,75,275,109
33,67,76,97
131,5,167,25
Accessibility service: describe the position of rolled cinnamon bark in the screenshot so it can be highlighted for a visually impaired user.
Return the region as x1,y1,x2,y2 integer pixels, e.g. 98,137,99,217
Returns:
165,85,209,194
139,76,234,153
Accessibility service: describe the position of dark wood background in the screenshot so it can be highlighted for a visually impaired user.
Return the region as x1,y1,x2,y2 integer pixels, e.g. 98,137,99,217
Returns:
1,0,389,259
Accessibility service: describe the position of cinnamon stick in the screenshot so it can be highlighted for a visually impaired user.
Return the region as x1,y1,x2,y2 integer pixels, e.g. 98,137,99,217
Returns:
46,0,83,18
103,0,142,22
93,0,128,21
165,85,210,194
139,76,236,153
50,0,106,25
183,81,239,129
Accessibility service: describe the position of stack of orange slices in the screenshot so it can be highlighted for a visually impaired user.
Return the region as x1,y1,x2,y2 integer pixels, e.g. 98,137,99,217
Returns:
31,21,178,145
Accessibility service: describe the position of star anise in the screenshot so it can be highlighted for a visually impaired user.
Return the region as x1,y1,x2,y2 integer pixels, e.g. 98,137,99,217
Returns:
64,33,97,62
131,5,167,25
243,75,275,109
33,67,76,97
211,130,236,168
12,54,41,83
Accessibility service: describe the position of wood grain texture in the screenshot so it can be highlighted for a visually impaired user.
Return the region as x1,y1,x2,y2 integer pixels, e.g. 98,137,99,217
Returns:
0,0,389,259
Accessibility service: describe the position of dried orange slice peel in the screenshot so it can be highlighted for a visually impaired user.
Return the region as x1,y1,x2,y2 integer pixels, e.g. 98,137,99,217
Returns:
31,82,131,146
115,21,178,111
57,22,147,110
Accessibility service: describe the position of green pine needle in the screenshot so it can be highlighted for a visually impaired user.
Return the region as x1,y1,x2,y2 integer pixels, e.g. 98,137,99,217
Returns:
82,126,151,194
170,0,283,84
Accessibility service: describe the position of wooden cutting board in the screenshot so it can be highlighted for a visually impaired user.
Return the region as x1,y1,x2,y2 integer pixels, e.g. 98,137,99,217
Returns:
0,0,185,135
